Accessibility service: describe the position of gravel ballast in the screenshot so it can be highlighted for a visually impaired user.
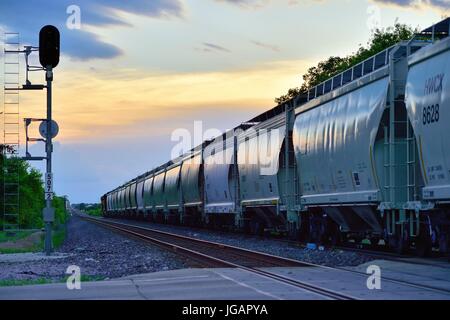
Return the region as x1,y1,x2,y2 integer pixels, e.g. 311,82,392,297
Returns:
101,217,378,267
0,215,188,282
0,214,378,284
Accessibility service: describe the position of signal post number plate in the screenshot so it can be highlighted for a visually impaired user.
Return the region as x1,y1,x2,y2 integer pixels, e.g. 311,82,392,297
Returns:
45,173,53,200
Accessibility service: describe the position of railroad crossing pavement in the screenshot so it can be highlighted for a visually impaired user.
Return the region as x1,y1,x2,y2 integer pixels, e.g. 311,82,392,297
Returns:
1,262,450,300
344,259,450,292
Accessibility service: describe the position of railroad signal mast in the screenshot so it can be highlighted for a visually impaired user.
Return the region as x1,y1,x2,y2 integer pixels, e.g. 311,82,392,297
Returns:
3,25,60,255
39,25,60,256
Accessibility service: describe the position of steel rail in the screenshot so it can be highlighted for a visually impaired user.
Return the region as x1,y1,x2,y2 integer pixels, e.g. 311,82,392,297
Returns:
80,215,357,300
87,217,450,294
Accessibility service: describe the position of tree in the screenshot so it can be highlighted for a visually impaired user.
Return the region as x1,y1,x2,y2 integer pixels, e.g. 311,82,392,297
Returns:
275,23,418,104
0,148,67,229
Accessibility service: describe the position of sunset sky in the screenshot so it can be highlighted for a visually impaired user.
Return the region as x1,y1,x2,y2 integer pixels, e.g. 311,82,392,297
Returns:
0,0,447,203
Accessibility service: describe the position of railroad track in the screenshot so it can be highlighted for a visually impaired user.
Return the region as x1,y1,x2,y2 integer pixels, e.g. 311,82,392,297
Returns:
79,214,356,300
80,214,450,298
333,245,450,269
106,213,449,265
278,243,450,294
271,238,450,294
282,240,449,269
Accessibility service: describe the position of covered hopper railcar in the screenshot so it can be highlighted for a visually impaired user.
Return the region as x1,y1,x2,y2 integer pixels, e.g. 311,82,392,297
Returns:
404,33,450,255
102,19,450,256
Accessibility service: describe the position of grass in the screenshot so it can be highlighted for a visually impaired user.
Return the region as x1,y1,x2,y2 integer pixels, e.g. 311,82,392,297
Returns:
0,278,53,287
31,226,66,251
64,275,106,282
0,230,43,254
0,225,66,254
0,245,42,254
52,228,66,249
0,230,34,243
85,208,102,216
0,275,106,287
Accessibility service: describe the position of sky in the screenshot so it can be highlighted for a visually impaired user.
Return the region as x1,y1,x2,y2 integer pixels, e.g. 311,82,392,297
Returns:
0,0,448,203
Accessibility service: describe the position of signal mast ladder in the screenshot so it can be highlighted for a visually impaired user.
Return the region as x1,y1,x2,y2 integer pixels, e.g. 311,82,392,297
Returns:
2,32,20,233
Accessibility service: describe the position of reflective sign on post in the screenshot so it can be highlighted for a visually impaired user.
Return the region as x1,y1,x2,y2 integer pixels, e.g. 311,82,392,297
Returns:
39,120,59,139
43,207,55,222
45,173,53,200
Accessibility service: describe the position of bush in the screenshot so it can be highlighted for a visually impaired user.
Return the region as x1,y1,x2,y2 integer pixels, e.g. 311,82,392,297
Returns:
1,154,68,229
85,204,102,216
52,196,68,227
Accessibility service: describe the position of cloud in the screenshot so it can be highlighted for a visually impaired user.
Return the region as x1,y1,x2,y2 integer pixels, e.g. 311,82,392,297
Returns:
19,59,309,143
0,0,184,60
371,0,449,12
215,0,271,9
22,59,310,202
196,42,232,53
62,29,124,60
251,40,280,52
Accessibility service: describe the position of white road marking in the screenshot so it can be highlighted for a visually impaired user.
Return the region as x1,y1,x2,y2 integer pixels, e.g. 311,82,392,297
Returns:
211,270,283,300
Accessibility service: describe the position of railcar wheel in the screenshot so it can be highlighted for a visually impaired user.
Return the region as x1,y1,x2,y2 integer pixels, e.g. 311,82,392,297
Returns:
328,222,341,246
439,233,448,256
416,226,432,257
287,223,299,241
370,237,380,249
298,218,309,243
395,228,409,254
307,221,317,243
249,220,264,236
307,214,323,243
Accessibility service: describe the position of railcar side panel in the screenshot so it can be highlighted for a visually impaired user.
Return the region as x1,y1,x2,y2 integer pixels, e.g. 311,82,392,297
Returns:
204,144,235,213
181,154,202,206
293,77,389,205
143,176,154,211
125,185,132,210
405,38,450,201
136,179,145,212
129,182,137,210
117,189,124,211
114,191,119,212
165,165,181,208
152,172,166,209
238,126,285,205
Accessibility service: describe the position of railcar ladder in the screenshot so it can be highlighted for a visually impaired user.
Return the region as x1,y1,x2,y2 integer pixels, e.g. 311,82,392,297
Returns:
405,43,419,203
284,100,300,211
384,44,420,205
2,32,21,233
406,108,417,202
384,46,409,207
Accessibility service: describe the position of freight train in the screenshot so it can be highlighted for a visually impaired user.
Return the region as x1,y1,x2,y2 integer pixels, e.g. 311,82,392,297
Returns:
101,19,450,256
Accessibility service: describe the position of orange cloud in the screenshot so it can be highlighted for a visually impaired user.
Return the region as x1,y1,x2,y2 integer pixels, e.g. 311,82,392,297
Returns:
19,59,310,143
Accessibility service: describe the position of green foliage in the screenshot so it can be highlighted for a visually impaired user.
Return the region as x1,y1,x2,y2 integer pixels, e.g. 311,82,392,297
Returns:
84,203,102,216
0,230,33,243
275,23,418,104
0,244,42,254
0,278,53,287
0,275,105,287
0,154,68,229
52,227,66,249
20,166,46,228
73,202,86,210
0,156,45,228
52,196,68,226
